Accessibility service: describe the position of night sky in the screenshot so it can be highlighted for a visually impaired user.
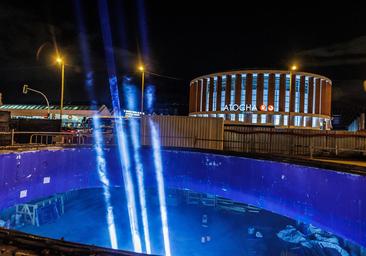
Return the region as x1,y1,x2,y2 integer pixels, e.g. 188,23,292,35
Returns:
0,1,366,124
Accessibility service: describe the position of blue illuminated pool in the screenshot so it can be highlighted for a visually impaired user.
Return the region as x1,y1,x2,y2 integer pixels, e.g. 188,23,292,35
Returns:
0,147,365,255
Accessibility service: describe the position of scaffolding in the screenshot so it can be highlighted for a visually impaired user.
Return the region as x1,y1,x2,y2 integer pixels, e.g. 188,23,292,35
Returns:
15,194,64,227
184,190,261,214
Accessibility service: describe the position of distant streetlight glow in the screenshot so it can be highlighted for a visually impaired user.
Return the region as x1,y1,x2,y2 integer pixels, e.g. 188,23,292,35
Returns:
138,65,144,72
291,65,297,71
56,57,63,64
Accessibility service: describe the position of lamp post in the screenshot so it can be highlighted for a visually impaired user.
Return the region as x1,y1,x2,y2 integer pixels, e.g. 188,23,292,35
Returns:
56,57,65,120
138,65,145,114
288,64,297,128
22,84,50,118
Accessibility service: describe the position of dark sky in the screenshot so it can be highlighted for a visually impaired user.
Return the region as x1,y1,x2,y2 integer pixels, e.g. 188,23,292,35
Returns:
0,0,366,123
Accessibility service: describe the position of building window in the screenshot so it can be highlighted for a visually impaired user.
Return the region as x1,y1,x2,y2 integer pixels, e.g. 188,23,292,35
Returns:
221,75,226,111
230,114,235,121
206,78,210,111
312,78,317,113
261,114,266,124
252,113,257,124
294,116,301,126
241,74,246,106
200,79,203,111
213,77,217,111
319,79,323,114
239,114,244,122
274,74,280,112
252,73,257,108
263,73,269,106
274,115,280,125
304,77,309,114
231,75,236,105
284,115,289,126
285,74,290,112
295,76,300,113
312,117,318,128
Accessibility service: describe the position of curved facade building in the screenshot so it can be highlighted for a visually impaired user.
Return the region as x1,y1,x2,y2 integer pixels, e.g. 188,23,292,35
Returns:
189,70,332,129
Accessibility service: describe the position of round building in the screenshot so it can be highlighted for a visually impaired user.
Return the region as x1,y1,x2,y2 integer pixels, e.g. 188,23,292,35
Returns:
189,70,332,129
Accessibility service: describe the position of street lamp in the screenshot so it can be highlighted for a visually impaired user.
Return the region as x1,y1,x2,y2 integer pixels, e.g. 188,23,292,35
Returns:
288,64,298,128
22,84,50,118
138,65,145,114
56,56,65,120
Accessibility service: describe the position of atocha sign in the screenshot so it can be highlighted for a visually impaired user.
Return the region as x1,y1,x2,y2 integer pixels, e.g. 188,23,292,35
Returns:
223,104,274,112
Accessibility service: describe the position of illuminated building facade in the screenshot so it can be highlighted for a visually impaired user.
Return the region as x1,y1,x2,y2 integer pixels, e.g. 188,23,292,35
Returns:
189,70,332,129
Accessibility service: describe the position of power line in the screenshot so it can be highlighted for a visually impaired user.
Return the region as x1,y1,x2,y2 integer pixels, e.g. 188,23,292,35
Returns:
145,71,182,80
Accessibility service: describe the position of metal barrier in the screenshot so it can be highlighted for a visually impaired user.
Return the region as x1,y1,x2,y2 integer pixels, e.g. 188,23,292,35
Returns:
0,127,365,159
29,132,87,145
223,127,366,158
142,130,366,159
0,131,93,146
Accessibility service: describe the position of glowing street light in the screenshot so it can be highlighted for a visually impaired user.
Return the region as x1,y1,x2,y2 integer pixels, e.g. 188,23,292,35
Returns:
138,65,145,114
55,55,65,121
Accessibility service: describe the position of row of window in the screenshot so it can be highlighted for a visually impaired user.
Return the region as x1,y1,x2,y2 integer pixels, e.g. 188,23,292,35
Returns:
191,113,329,128
196,73,328,114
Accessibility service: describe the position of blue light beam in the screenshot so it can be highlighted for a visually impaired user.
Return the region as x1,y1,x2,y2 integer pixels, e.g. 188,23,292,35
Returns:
149,119,172,256
74,0,118,249
129,117,151,254
123,78,151,254
98,0,142,252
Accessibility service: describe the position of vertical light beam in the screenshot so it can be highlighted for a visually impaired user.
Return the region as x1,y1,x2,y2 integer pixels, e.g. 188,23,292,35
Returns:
129,117,151,254
94,116,118,249
98,0,142,252
149,119,171,256
123,77,151,254
74,0,118,249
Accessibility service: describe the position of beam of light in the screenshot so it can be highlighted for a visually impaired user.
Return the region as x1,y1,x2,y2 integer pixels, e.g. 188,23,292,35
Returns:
123,77,151,254
98,0,142,252
129,117,151,254
93,116,118,249
145,84,155,114
74,0,118,249
136,2,165,253
149,119,171,256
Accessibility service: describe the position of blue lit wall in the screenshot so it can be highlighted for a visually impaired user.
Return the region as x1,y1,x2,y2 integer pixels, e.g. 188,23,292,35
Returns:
0,147,365,247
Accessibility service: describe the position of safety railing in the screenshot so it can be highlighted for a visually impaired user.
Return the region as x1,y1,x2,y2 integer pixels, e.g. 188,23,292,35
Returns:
0,130,95,147
142,130,366,159
0,129,365,160
223,128,366,158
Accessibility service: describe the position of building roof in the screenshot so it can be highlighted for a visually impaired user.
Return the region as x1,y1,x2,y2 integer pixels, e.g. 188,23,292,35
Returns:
0,104,112,118
0,104,99,111
190,69,332,84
